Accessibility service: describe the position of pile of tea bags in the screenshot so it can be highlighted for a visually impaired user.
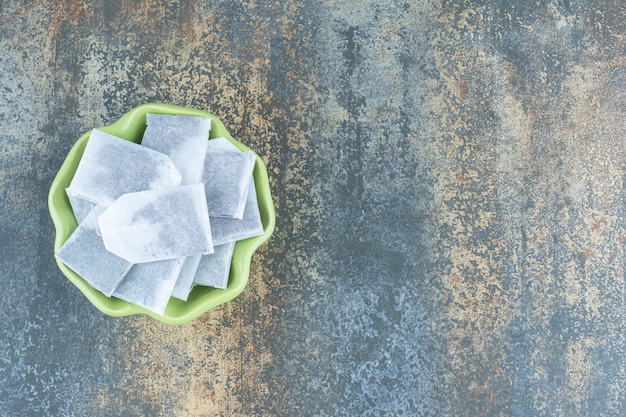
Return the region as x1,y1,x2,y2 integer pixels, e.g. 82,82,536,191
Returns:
55,114,264,315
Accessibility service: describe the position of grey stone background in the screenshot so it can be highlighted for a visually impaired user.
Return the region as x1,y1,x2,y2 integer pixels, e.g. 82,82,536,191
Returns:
1,1,624,416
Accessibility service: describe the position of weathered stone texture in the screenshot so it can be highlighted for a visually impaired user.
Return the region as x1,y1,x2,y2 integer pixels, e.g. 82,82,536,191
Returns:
0,1,624,416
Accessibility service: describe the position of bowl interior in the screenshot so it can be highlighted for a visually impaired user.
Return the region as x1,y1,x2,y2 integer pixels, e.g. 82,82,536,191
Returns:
48,103,275,325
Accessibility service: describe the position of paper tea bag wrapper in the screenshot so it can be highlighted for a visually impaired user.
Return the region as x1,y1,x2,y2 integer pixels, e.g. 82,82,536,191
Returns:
141,114,211,185
55,206,132,297
67,129,182,206
113,258,186,315
193,242,236,289
171,254,203,301
98,184,213,263
202,148,256,219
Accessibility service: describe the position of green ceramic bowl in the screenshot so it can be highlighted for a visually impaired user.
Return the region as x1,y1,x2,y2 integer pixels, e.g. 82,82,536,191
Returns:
48,103,275,325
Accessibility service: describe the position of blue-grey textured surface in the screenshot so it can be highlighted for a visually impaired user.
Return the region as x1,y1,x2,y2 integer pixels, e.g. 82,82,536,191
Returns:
1,1,624,416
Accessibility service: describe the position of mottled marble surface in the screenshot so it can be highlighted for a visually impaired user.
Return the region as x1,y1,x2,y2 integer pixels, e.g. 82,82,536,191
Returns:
1,1,624,416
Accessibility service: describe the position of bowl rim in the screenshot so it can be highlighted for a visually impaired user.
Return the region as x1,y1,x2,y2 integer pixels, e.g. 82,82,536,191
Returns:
48,103,275,325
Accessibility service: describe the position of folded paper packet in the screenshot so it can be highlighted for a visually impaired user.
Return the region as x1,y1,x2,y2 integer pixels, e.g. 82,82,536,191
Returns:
141,114,211,185
98,184,213,264
112,258,186,315
170,254,204,301
205,138,264,245
55,206,132,296
67,129,181,206
192,242,236,290
141,114,213,301
65,188,96,224
202,143,256,219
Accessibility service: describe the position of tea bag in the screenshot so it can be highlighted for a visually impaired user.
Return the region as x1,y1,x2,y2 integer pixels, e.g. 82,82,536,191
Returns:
66,188,96,223
207,136,239,152
141,114,211,185
98,184,213,263
142,115,212,296
192,242,236,289
202,147,256,219
55,207,132,297
204,137,264,245
170,254,203,301
112,257,186,315
67,129,182,206
211,175,264,245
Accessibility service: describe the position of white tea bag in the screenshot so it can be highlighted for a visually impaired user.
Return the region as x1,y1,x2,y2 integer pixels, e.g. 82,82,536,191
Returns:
202,149,256,219
204,137,264,245
55,207,132,296
112,257,186,315
67,129,182,206
170,254,202,301
210,175,264,245
66,188,96,223
141,114,211,185
142,115,212,297
192,242,236,289
207,136,239,152
98,184,213,263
